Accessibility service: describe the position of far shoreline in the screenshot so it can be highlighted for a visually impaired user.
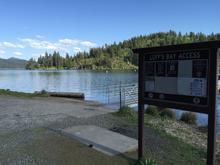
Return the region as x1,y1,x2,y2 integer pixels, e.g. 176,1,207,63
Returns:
25,68,138,72
0,68,138,73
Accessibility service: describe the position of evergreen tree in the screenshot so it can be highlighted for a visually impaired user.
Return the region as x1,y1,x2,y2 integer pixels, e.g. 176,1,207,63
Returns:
25,31,220,70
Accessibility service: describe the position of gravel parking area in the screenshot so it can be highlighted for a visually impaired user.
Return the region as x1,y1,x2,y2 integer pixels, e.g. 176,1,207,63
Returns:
0,96,116,134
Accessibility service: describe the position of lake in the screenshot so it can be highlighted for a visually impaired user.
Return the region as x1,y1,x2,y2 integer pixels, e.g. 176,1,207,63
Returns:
0,70,137,100
0,70,219,133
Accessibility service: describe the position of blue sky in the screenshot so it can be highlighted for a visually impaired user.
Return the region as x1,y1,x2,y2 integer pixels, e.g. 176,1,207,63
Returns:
0,0,219,60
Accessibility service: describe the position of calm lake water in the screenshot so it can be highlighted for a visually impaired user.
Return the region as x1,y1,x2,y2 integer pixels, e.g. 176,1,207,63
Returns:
0,70,219,133
0,70,137,101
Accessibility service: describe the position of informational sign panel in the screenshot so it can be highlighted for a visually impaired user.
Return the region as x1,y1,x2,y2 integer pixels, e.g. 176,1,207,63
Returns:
144,49,209,107
133,41,220,165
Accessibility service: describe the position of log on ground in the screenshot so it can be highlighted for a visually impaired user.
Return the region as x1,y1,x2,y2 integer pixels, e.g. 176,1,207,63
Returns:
48,92,85,100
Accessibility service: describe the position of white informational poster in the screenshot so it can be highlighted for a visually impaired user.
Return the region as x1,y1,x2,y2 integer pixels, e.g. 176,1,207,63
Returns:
177,78,206,97
190,78,207,97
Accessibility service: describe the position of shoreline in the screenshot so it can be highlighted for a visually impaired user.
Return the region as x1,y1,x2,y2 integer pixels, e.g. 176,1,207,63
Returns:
0,68,138,73
0,88,219,129
25,68,138,72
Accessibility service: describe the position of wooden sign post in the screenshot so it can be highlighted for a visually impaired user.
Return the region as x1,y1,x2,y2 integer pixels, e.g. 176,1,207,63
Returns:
133,41,220,165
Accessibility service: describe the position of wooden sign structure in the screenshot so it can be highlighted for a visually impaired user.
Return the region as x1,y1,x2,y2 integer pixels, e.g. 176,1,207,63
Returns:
133,40,220,165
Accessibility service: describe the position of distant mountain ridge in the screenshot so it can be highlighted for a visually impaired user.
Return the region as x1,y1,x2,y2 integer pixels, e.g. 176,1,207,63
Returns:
0,57,27,69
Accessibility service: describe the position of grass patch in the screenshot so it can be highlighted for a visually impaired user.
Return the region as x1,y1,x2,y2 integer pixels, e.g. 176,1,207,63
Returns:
116,106,135,117
0,89,49,98
114,106,138,123
137,158,157,165
114,113,212,164
151,129,207,165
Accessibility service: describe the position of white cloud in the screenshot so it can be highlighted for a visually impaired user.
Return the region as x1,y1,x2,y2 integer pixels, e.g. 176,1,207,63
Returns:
0,50,5,54
19,38,97,51
36,35,45,39
3,42,17,48
80,41,97,47
0,42,25,49
0,44,5,58
0,37,97,59
19,38,58,50
58,39,79,45
74,47,81,52
17,44,25,48
58,39,97,48
13,52,23,56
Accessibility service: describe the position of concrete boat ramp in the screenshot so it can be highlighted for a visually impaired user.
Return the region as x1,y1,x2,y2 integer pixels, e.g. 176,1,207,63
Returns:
62,125,138,156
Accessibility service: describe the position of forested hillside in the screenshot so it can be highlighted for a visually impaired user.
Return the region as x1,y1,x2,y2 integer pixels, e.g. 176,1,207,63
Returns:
26,31,220,70
0,57,27,69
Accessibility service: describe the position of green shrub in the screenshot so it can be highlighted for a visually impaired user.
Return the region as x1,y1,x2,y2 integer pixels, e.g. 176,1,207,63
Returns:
160,108,176,120
116,106,135,117
180,112,197,125
145,105,159,116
